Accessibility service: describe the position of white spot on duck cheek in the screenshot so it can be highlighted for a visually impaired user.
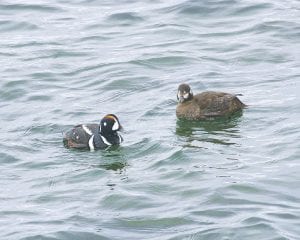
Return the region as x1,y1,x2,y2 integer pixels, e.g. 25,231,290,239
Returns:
104,122,107,126
184,93,189,99
177,92,181,100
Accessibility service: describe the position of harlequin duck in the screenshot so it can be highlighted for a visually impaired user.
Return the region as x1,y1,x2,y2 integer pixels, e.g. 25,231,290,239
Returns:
63,114,123,150
176,83,246,120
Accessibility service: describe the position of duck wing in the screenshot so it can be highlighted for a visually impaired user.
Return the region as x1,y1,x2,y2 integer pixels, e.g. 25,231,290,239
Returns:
194,91,244,117
63,124,98,149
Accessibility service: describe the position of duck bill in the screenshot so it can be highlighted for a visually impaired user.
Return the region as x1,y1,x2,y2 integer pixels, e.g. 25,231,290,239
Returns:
179,96,185,103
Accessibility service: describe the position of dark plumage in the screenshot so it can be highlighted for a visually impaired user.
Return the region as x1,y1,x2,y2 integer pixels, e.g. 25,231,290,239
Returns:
176,83,246,120
63,114,123,150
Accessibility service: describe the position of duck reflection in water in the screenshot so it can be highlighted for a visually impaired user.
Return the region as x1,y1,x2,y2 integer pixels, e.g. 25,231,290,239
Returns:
98,161,127,171
94,147,128,172
176,112,243,147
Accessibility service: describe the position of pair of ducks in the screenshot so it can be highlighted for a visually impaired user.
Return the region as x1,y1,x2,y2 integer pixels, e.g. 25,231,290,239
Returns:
63,84,246,150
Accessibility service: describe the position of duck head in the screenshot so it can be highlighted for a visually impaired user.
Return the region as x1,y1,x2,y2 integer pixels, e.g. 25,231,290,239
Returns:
177,83,193,103
99,114,123,135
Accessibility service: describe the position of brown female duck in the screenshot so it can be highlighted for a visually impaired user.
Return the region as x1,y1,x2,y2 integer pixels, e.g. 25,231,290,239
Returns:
176,83,246,120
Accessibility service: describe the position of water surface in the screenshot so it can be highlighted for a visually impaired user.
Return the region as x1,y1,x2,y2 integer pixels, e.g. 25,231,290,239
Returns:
0,0,300,239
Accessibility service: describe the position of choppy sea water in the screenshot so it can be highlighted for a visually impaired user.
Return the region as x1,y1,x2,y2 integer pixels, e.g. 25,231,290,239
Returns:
1,0,300,239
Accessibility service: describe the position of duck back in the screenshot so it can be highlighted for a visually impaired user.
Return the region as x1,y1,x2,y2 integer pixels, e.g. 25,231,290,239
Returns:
63,124,98,149
176,91,245,120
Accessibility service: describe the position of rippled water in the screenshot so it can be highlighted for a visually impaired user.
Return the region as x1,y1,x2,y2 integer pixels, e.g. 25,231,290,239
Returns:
1,0,300,239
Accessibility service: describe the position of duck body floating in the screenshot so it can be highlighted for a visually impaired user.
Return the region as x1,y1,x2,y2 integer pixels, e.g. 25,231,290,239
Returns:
63,114,123,150
176,83,246,120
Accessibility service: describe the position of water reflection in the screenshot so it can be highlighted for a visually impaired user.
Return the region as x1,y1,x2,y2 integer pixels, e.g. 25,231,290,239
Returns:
97,161,127,171
94,147,128,172
176,112,243,146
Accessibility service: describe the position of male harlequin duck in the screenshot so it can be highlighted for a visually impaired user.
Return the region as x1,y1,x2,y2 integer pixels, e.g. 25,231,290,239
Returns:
63,114,123,150
176,83,246,120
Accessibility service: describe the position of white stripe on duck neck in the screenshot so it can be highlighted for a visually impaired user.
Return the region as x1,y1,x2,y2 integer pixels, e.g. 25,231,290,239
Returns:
100,135,112,146
118,133,123,143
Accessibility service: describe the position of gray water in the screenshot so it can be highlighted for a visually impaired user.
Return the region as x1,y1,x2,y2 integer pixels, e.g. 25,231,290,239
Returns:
1,0,300,239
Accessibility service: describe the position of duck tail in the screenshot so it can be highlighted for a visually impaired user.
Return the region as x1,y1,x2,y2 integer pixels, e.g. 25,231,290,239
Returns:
234,94,248,108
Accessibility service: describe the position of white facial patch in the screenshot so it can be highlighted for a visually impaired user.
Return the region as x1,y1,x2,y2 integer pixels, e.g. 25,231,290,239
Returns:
82,125,92,135
104,122,107,127
112,120,119,131
183,92,189,99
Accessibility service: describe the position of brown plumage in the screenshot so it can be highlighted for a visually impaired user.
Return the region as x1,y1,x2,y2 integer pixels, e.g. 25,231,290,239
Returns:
176,83,246,120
